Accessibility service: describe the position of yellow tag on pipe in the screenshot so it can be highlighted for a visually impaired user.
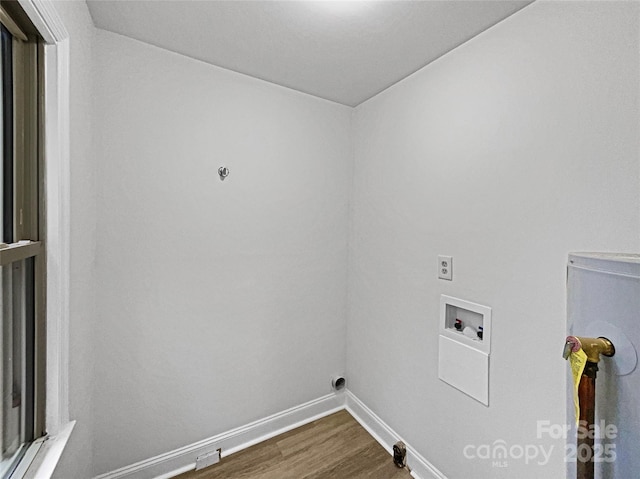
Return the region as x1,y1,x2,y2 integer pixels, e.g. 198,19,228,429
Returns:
569,348,588,425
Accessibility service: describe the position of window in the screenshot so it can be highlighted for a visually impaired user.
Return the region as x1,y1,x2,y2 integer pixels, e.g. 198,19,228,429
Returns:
0,5,44,478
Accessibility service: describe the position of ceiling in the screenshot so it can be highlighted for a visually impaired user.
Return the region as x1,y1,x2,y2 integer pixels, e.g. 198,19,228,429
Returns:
86,0,533,107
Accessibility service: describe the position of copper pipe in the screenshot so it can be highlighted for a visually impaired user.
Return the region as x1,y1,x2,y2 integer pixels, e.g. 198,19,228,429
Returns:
576,361,597,479
564,336,615,479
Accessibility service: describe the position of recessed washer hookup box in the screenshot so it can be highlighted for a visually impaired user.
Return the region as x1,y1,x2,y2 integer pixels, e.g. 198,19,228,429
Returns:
438,295,492,405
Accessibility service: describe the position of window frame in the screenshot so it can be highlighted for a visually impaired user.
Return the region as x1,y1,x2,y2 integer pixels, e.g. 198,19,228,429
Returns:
0,6,46,478
2,0,73,477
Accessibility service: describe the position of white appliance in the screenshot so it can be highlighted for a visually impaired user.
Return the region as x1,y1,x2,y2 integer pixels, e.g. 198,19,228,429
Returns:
567,253,639,479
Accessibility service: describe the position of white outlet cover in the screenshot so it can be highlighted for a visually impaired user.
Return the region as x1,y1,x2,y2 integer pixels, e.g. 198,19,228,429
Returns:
438,255,453,280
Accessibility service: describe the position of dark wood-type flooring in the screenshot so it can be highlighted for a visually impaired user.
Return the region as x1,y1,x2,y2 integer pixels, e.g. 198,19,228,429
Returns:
176,410,413,479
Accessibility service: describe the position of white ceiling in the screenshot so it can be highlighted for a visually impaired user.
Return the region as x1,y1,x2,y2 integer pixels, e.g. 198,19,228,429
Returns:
86,0,532,107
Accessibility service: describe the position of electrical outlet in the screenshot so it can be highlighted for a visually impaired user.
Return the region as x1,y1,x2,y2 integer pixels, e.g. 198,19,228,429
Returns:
195,449,221,471
438,255,453,280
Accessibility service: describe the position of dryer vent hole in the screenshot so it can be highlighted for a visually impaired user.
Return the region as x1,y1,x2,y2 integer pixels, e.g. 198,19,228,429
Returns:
331,377,346,391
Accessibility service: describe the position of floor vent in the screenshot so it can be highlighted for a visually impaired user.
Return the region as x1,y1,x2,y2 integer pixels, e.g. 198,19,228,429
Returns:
195,448,221,471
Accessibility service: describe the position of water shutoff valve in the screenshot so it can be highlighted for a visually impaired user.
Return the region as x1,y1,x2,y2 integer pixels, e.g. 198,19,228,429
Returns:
564,336,615,363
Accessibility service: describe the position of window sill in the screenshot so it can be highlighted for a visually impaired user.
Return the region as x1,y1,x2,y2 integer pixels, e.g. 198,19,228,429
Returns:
15,421,75,479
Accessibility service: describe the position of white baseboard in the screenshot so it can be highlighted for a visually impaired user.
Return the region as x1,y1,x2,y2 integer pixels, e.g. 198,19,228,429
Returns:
94,390,447,479
93,393,344,479
345,390,448,479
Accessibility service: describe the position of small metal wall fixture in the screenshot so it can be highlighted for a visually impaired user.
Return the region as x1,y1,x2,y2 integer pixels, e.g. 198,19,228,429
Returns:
393,441,407,468
218,166,230,181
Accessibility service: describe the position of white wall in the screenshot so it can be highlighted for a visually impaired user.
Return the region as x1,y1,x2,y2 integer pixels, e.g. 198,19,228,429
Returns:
348,2,639,478
91,30,351,474
49,1,640,477
49,1,97,478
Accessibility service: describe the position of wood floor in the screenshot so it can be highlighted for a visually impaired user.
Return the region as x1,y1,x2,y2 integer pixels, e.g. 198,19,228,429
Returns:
176,410,413,479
